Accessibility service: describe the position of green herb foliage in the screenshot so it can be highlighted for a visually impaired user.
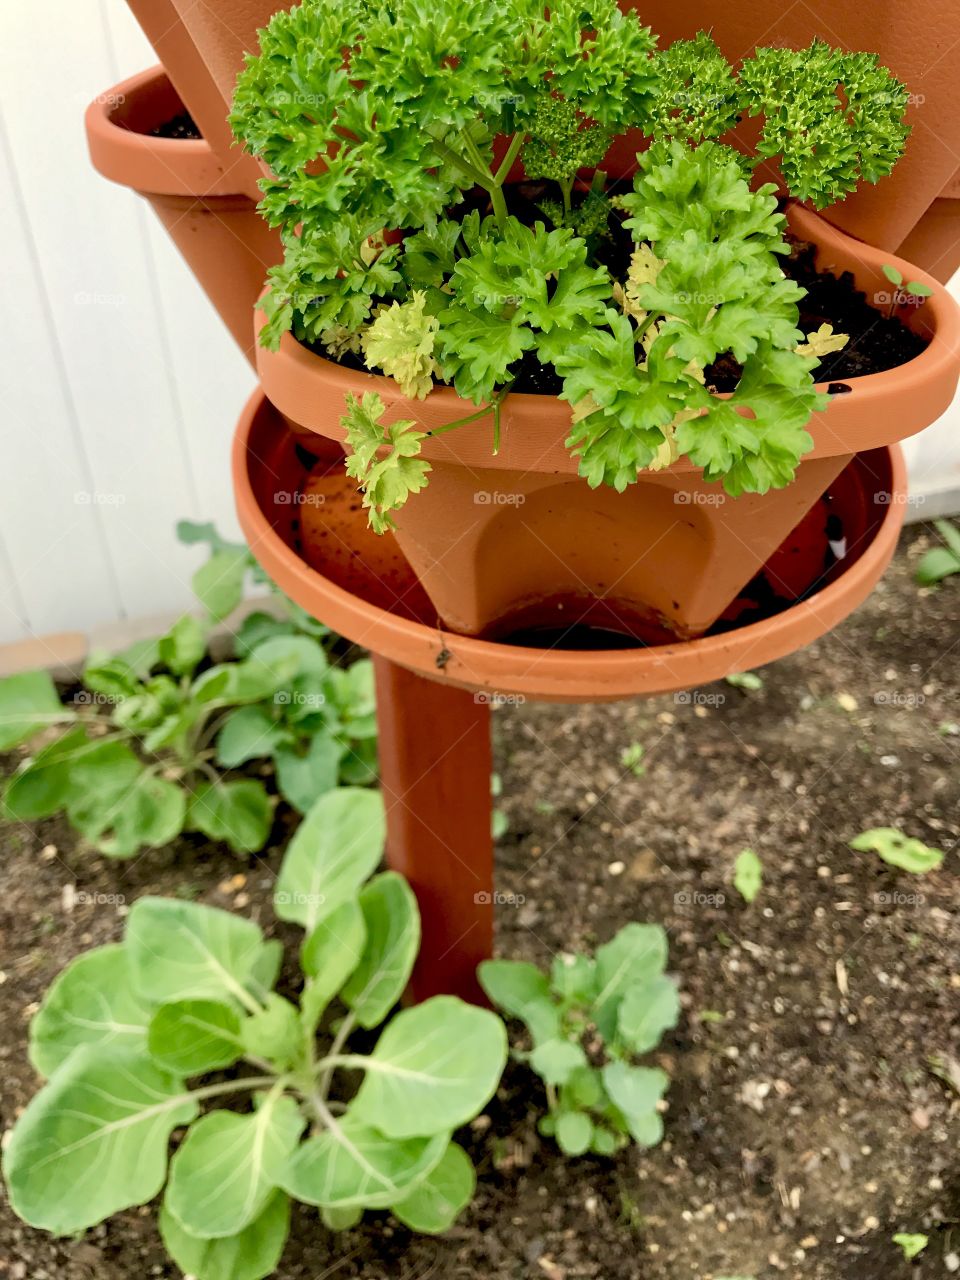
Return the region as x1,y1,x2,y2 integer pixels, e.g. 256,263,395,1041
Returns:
2,788,508,1278
479,923,678,1156
230,4,911,530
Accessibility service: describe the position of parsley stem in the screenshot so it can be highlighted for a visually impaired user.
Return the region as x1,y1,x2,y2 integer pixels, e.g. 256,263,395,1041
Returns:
494,132,524,185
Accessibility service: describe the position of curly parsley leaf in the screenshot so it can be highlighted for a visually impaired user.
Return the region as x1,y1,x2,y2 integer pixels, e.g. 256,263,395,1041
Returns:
342,393,431,533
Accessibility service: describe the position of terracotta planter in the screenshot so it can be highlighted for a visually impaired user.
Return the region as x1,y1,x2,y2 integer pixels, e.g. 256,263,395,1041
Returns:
233,389,908,702
124,0,278,189
619,1,960,256
257,203,960,641
85,67,282,366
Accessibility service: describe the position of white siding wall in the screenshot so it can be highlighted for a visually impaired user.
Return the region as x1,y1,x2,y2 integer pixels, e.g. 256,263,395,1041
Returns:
0,2,958,644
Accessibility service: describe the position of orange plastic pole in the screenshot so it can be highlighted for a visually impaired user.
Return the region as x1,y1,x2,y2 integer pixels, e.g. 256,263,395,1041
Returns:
372,656,493,1004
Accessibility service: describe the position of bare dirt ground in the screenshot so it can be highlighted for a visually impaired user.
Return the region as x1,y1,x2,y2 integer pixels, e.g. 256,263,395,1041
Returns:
1,525,957,1280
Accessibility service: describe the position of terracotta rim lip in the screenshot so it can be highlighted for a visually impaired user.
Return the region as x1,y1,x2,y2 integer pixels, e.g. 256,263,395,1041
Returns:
257,201,960,475
233,389,907,700
85,66,243,198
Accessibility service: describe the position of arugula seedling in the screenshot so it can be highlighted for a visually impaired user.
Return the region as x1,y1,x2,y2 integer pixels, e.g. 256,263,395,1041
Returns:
480,923,679,1157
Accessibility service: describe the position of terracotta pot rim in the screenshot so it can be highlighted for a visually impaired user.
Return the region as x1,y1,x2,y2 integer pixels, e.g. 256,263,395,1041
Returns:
233,389,907,701
257,201,960,476
85,65,246,199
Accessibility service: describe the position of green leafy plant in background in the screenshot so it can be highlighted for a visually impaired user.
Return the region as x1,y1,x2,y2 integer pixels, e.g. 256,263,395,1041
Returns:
230,1,913,530
915,519,960,587
849,829,945,874
2,788,508,1278
479,924,678,1156
0,524,378,858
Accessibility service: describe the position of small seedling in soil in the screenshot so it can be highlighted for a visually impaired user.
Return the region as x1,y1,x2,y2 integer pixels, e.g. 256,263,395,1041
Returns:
1,788,508,1278
726,671,764,692
733,848,763,903
916,519,960,587
620,742,646,776
849,828,945,874
882,264,934,318
479,924,679,1157
893,1232,929,1261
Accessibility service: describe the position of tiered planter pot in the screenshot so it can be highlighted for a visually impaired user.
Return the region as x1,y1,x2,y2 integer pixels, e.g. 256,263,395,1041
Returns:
234,390,909,996
85,67,282,365
257,203,960,644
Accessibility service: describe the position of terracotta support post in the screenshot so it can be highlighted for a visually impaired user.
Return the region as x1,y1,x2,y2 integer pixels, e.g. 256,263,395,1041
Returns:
373,656,493,1004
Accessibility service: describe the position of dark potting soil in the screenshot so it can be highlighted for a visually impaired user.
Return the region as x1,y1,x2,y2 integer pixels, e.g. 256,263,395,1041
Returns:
313,201,929,397
150,112,201,140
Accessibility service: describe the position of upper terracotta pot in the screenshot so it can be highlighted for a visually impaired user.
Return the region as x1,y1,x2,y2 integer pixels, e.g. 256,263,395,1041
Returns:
619,1,960,256
86,67,282,365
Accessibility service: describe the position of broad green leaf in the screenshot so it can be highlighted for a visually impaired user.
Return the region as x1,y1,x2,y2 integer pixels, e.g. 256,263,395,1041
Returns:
249,939,283,1000
274,732,343,813
127,897,266,1008
592,924,668,1040
3,726,91,821
274,787,386,931
216,706,284,768
601,1061,669,1147
849,828,944,874
300,899,367,1033
241,994,302,1069
3,1047,198,1233
390,1141,475,1233
528,1038,588,1086
934,518,960,560
341,872,420,1028
566,1065,604,1109
477,959,561,1047
733,848,763,902
0,670,69,749
29,944,151,1078
250,635,329,679
916,546,960,586
165,1092,305,1239
550,953,597,1005
590,1126,618,1156
193,548,250,621
160,1191,290,1280
148,1000,244,1076
617,977,681,1055
187,779,272,855
352,996,507,1139
158,614,208,677
555,1111,593,1156
281,1118,447,1210
65,742,186,857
